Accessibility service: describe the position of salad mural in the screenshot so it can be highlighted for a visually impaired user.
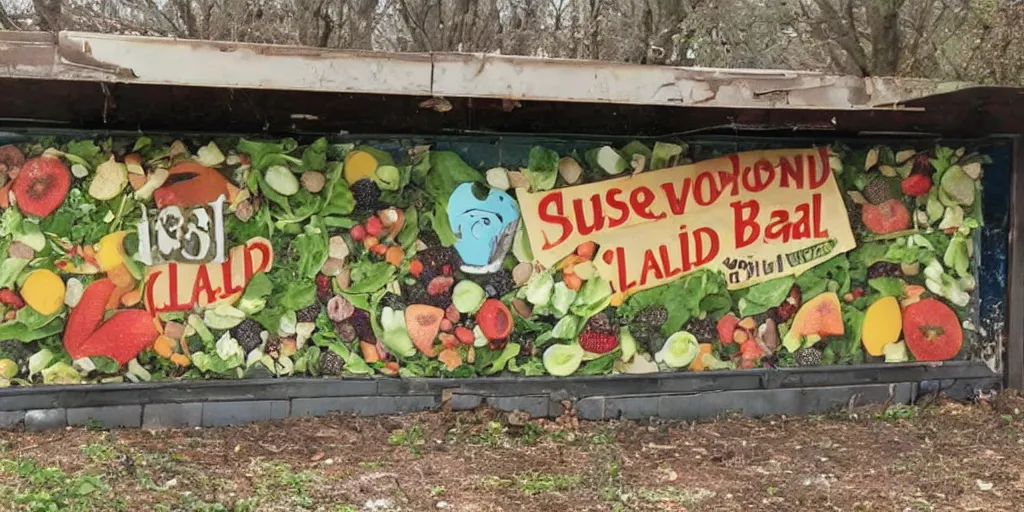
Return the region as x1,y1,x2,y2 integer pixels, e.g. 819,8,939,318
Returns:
0,136,988,386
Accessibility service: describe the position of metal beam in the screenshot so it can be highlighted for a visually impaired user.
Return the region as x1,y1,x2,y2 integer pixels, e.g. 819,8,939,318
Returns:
1008,136,1024,389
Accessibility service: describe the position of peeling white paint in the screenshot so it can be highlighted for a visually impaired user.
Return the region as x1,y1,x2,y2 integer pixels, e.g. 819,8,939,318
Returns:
0,31,981,111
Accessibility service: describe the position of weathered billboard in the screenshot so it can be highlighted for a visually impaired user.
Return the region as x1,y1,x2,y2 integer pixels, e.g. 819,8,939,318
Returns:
0,136,989,385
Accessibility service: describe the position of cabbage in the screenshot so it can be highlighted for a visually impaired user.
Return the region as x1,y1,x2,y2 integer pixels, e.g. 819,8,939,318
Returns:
551,315,580,340
41,362,81,385
524,272,554,306
655,331,700,369
203,304,246,330
28,349,54,378
550,282,576,318
569,277,612,319
379,307,417,359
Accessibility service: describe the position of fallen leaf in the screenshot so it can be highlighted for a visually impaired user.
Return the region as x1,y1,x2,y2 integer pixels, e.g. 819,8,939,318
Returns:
310,451,325,462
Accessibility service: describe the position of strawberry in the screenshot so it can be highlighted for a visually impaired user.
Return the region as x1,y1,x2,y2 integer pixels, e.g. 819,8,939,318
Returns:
901,174,931,197
427,276,455,296
0,288,25,310
315,273,332,303
350,224,367,242
445,304,460,323
578,330,618,354
365,216,383,237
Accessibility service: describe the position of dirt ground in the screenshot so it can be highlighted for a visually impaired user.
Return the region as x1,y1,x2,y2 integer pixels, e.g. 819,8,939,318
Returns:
1,393,1024,512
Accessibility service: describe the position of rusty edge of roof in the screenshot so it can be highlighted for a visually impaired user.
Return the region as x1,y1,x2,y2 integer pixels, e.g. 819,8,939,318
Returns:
0,30,1007,111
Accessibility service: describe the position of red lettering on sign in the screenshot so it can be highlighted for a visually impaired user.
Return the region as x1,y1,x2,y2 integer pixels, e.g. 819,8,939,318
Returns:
221,259,242,296
639,248,664,287
630,186,665,221
660,179,691,215
538,192,573,250
810,147,831,189
732,200,761,249
572,195,606,236
779,155,803,189
614,246,637,292
191,264,218,306
605,188,630,228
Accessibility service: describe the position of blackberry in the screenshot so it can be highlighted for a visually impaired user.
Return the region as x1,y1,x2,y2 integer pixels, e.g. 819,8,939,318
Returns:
862,177,898,205
335,321,357,342
867,261,901,279
479,270,515,298
629,323,665,354
911,154,935,177
348,309,374,342
685,316,717,343
319,349,345,376
295,303,321,323
350,179,381,211
380,292,406,311
404,282,452,309
634,306,668,327
586,313,613,334
0,339,34,363
794,347,823,367
417,230,441,248
417,246,461,271
230,319,264,353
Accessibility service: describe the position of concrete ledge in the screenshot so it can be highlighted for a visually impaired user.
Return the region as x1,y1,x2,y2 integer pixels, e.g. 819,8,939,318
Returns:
67,406,142,428
143,403,203,429
0,363,999,431
202,400,290,427
24,409,65,431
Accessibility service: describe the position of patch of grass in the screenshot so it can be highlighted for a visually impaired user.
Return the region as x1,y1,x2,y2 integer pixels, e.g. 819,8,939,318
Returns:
591,433,611,445
387,423,425,453
358,461,385,470
469,421,508,447
335,506,359,512
514,471,582,495
80,442,117,462
0,457,123,511
520,422,544,446
251,461,323,507
429,485,446,497
876,404,917,421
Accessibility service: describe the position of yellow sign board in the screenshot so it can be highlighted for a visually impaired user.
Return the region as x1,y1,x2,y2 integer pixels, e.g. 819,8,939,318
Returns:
517,148,856,293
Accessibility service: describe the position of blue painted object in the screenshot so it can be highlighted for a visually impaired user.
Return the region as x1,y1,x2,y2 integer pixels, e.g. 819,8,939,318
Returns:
447,182,521,274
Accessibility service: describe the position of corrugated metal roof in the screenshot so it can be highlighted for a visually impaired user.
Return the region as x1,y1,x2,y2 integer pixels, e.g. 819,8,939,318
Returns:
0,31,992,110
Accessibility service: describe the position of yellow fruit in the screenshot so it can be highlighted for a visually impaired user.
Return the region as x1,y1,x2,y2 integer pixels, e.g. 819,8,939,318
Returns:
862,296,902,356
96,231,128,272
20,269,66,315
343,151,378,184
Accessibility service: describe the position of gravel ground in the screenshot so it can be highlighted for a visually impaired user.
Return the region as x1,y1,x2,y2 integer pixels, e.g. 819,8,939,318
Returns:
0,392,1023,511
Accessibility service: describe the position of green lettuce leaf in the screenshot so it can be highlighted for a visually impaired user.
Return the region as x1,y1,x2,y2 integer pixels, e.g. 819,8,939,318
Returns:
736,276,795,317
525,146,559,191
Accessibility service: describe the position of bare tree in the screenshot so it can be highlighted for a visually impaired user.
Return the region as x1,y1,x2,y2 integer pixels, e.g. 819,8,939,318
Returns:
6,0,1023,85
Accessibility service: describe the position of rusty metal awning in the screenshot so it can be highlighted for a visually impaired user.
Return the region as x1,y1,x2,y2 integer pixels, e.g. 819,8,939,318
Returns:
1,31,1023,137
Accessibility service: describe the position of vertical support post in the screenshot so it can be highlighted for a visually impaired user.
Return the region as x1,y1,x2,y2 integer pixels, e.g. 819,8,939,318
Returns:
1007,136,1024,389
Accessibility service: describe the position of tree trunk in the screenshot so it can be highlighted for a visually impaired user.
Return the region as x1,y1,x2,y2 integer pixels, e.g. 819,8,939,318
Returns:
867,0,903,75
32,0,62,32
